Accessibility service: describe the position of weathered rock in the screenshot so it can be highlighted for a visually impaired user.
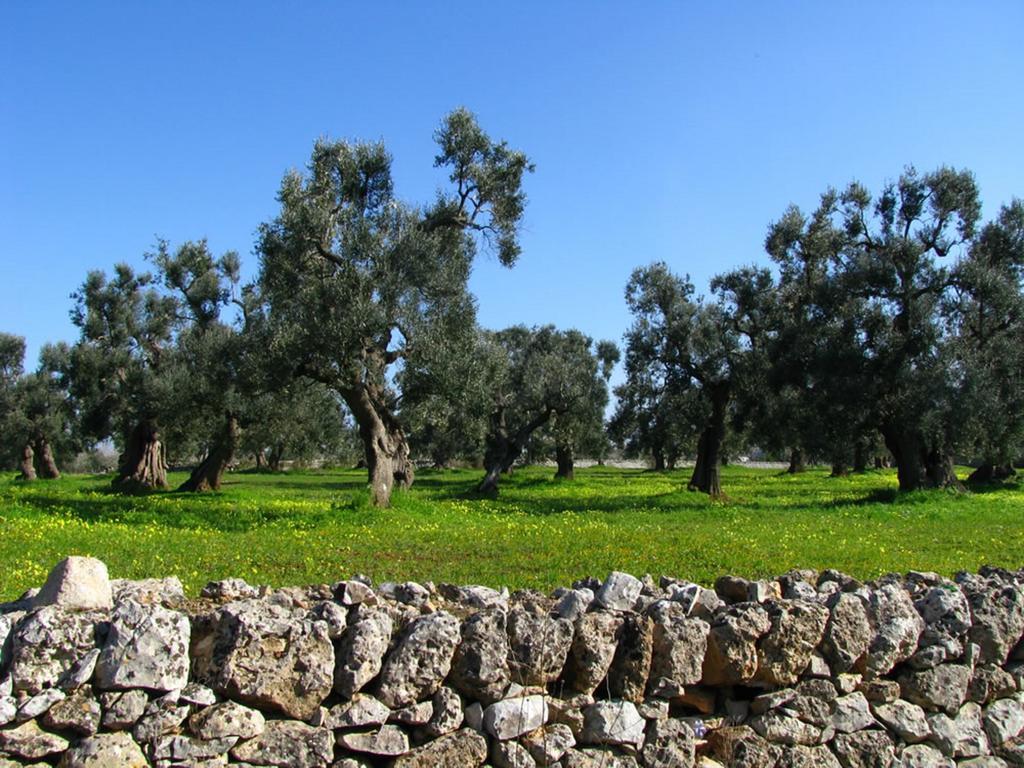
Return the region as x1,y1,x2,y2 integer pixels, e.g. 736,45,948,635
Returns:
928,703,990,758
375,610,460,708
95,599,190,691
607,613,653,702
959,574,1024,665
872,698,930,743
99,688,149,730
201,577,261,601
200,599,334,720
57,731,148,767
555,589,594,621
42,684,101,735
899,664,972,714
705,725,783,767
596,571,643,611
335,605,394,698
749,709,825,746
230,720,334,768
915,583,972,646
831,729,896,767
566,611,623,694
831,691,875,733
131,692,190,744
520,722,576,765
983,694,1024,747
484,695,550,740
969,665,1017,705
862,582,924,677
492,739,537,768
179,681,217,706
390,700,434,726
898,743,954,768
702,603,771,685
0,719,69,760
16,686,66,720
640,717,696,768
439,583,509,609
8,605,101,694
152,733,237,762
337,725,410,756
189,700,265,740
423,685,464,737
581,701,646,748
33,556,113,613
57,647,100,689
778,744,843,767
647,601,709,696
755,599,829,686
507,607,574,686
310,600,348,639
390,728,488,767
449,608,511,704
110,575,185,606
326,693,391,729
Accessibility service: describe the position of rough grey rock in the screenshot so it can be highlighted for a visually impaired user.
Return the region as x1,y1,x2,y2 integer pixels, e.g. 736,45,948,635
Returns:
702,602,771,685
555,588,594,621
640,717,696,768
423,685,464,737
229,720,333,768
832,691,876,733
326,693,391,729
152,733,237,762
484,695,550,740
375,610,460,708
755,599,829,686
595,571,643,611
647,601,708,696
507,607,574,686
16,686,66,720
100,688,149,730
607,613,653,702
449,607,511,704
959,574,1024,665
863,582,925,677
41,684,101,735
95,599,190,691
200,577,261,601
581,700,646,747
0,719,69,760
131,692,190,744
110,575,185,607
566,611,623,694
57,647,100,689
390,700,435,726
831,729,896,767
188,700,265,740
179,682,217,706
390,727,488,767
310,600,348,639
983,694,1024,747
492,739,537,768
200,599,334,720
521,722,576,765
899,664,972,714
56,731,148,767
334,605,394,698
7,605,101,694
899,743,955,768
872,698,930,743
33,556,113,613
748,709,825,746
969,665,1017,705
915,583,972,644
336,725,410,756
438,583,509,609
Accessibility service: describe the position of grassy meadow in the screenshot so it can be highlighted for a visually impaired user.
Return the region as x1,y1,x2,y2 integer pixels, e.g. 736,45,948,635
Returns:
0,465,1021,601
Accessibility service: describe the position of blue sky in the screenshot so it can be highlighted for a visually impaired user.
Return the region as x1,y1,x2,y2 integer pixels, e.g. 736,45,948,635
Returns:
3,2,1023,380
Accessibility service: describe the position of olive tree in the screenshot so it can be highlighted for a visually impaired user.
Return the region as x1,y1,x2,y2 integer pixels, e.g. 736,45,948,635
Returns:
257,108,532,506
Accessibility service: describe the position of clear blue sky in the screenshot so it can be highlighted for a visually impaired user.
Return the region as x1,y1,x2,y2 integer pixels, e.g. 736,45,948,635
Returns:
3,2,1022,380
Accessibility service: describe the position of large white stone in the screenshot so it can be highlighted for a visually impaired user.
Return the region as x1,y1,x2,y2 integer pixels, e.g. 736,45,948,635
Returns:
33,556,113,612
484,695,549,740
95,599,190,692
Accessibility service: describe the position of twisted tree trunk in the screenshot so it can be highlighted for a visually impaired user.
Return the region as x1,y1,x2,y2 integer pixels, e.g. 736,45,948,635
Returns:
882,424,963,492
689,383,728,497
478,406,553,496
787,448,806,474
18,442,36,481
554,444,574,480
651,446,667,472
114,420,168,492
179,414,239,492
33,436,60,479
967,463,1017,484
343,383,413,507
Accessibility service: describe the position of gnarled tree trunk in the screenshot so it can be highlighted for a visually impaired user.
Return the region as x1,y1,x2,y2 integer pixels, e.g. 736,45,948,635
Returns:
967,463,1017,484
853,442,868,473
18,442,36,481
32,436,60,479
554,444,574,480
343,383,413,507
114,420,168,492
830,462,849,478
179,414,240,492
651,446,667,472
787,448,806,474
689,383,728,497
478,406,553,496
882,424,962,492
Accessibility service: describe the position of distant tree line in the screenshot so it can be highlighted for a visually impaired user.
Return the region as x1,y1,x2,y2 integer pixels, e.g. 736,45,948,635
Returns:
1,113,1021,504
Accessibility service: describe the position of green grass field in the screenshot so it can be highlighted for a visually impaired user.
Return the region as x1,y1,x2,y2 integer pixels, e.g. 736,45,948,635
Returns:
1,465,1021,601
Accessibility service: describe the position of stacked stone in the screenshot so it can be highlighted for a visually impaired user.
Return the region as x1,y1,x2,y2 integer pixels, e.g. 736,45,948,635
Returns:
1,558,1023,767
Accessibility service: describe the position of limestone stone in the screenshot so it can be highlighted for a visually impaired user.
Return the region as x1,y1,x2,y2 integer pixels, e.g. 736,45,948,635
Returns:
326,693,391,729
871,698,930,743
230,720,334,768
484,695,550,740
607,613,653,702
152,734,237,762
390,700,434,726
310,600,348,639
830,729,896,767
438,582,509,609
778,744,843,767
492,739,537,768
100,688,149,729
188,700,265,740
16,686,66,720
969,665,1017,705
647,601,708,696
555,588,594,621
507,607,574,686
8,605,101,694
336,725,409,756
57,731,148,767
958,574,1024,665
57,647,100,689
110,575,185,606
701,602,771,685
983,694,1024,747
748,710,824,746
914,584,972,646
0,719,69,760
595,571,643,611
640,717,696,768
0,696,18,728
33,556,113,613
522,723,576,765
863,582,924,677
422,685,463,737
581,701,646,748
831,691,876,733
179,682,217,706
95,599,190,691
375,610,460,708
755,599,829,686
899,664,972,714
131,692,190,744
390,728,488,767
335,605,394,698
449,607,511,704
201,599,334,720
898,743,954,768
566,611,623,694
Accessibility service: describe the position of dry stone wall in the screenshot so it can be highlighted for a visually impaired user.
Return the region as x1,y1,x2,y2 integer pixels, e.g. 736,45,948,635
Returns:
1,557,1024,767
